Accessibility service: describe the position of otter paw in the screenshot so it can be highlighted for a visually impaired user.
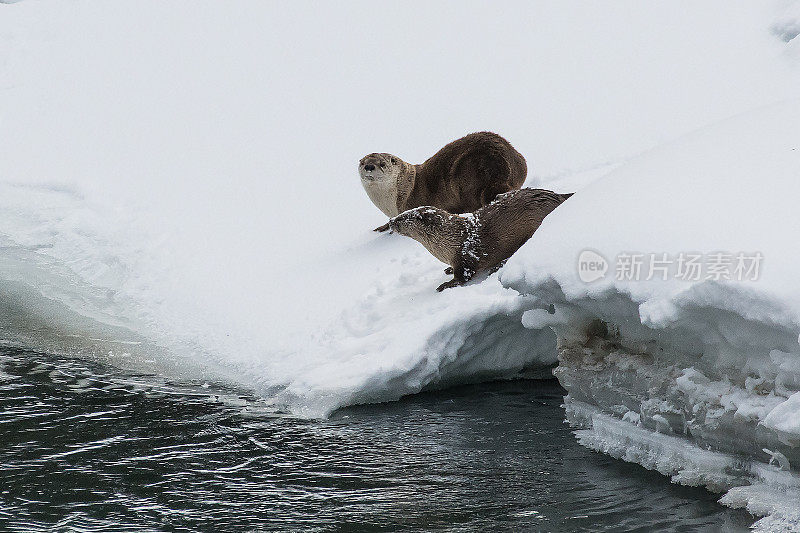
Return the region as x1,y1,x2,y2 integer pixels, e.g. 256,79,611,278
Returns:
443,267,454,275
374,222,391,233
436,279,461,292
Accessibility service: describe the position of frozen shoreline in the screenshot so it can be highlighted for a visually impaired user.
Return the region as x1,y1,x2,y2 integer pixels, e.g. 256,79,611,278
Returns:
501,101,800,529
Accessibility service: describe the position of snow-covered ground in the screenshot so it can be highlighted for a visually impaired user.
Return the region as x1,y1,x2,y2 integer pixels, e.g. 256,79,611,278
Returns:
502,100,800,530
2,1,800,528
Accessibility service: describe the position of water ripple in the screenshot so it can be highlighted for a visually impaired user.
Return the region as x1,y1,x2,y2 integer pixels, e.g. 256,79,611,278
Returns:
0,347,754,532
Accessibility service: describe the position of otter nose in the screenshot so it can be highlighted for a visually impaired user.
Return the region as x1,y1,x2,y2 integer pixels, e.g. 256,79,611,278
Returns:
364,164,375,171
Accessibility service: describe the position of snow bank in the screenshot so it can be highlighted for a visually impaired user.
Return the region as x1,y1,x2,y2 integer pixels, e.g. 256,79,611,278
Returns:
3,3,800,522
501,100,800,530
0,182,238,380
0,182,558,416
2,2,800,422
0,180,557,415
255,245,556,417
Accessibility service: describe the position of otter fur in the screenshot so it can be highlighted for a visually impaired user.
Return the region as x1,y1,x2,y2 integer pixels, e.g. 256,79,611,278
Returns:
389,188,572,291
359,132,527,232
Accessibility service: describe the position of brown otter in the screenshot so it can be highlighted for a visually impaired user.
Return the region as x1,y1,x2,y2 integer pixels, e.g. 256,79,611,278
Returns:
389,188,572,291
359,132,527,232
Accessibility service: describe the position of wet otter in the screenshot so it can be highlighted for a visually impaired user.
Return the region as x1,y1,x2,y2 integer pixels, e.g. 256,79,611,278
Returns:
359,132,527,232
389,188,572,291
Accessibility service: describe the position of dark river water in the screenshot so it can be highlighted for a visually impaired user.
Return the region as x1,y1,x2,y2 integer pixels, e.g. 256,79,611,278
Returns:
0,347,754,532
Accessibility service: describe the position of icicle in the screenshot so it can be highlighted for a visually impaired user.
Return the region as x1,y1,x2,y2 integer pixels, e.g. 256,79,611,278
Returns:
763,448,791,471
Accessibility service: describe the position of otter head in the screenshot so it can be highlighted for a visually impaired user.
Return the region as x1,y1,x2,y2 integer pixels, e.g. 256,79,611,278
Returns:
359,153,413,217
359,153,405,184
390,207,465,266
389,207,446,237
